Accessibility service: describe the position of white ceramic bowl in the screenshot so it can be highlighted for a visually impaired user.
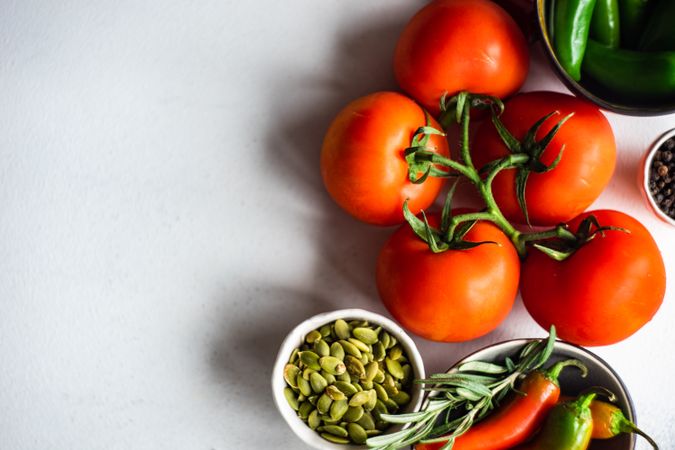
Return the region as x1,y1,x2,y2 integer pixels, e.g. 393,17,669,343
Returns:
640,128,675,227
431,339,636,450
271,308,425,450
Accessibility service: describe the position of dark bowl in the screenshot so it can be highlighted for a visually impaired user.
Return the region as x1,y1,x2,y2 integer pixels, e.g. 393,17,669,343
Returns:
497,0,675,116
423,339,636,450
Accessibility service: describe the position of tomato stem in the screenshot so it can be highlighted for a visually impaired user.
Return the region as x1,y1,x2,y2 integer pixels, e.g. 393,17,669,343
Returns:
405,91,584,259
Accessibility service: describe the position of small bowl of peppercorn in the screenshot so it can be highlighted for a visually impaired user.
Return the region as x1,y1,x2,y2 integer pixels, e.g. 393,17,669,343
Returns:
642,128,675,226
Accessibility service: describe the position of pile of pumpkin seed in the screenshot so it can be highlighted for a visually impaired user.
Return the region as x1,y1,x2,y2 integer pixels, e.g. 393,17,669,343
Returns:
283,319,414,445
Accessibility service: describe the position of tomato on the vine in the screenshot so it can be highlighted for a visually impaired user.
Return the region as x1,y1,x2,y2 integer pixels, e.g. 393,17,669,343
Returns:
394,0,529,116
321,91,449,226
473,91,617,226
376,214,520,342
521,210,666,346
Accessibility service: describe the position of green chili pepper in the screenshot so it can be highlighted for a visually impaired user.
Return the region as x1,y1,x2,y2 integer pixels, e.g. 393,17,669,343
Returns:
518,393,596,450
590,0,620,48
582,39,675,101
553,0,598,81
639,0,675,51
618,0,653,49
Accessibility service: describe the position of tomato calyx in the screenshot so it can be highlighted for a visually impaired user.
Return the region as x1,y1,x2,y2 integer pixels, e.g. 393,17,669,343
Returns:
404,113,451,184
402,183,497,254
531,215,630,261
438,91,504,129
488,110,574,226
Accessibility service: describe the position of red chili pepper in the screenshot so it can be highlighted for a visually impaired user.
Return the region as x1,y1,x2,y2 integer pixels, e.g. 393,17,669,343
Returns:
415,359,586,450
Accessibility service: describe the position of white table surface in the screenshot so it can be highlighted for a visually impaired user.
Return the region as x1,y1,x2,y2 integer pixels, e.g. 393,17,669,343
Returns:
1,1,674,449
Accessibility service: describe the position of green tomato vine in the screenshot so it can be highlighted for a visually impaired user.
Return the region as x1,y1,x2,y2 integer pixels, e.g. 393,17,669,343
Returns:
403,91,621,260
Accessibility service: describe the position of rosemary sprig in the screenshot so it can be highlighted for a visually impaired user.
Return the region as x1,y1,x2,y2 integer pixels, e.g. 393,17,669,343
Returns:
365,327,557,450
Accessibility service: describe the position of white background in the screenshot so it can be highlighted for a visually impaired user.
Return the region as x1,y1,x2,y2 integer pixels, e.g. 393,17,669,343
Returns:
1,1,674,449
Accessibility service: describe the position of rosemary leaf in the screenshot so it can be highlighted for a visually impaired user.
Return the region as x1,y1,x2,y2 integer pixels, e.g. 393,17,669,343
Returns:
365,328,557,449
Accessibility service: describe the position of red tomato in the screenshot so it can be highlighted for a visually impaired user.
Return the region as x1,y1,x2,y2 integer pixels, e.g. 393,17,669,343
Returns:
521,210,666,346
376,214,520,342
321,91,449,226
394,0,529,116
473,91,617,226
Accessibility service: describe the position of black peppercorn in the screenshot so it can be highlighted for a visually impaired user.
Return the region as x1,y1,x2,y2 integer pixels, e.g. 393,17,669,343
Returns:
649,136,675,219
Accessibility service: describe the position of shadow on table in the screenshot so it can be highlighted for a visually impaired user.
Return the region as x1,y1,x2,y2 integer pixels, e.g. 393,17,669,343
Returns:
210,9,419,415
209,286,339,413
260,14,418,298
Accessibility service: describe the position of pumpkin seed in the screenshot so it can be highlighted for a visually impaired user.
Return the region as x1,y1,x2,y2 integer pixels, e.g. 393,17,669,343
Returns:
336,371,351,382
314,339,330,357
357,411,376,430
302,368,315,380
384,397,399,412
298,401,313,419
383,373,396,389
364,389,378,411
361,380,373,390
325,385,346,401
334,381,358,397
388,345,403,361
320,414,339,424
308,409,321,430
310,372,328,394
319,356,346,375
348,423,368,444
348,390,370,407
320,433,349,444
343,405,364,422
320,370,336,385
299,351,321,371
319,324,332,338
329,342,345,360
365,429,382,437
283,364,300,388
349,320,369,327
317,393,332,414
321,424,348,438
297,374,312,396
380,332,390,349
345,355,366,378
364,361,379,382
402,364,412,385
374,383,388,402
353,327,379,345
298,394,306,403
288,348,299,364
373,369,385,384
372,341,386,361
306,330,322,344
385,357,405,380
338,340,362,359
334,319,351,340
330,399,349,421
388,336,398,349
373,399,388,417
284,387,299,411
348,337,370,353
308,395,318,406
392,391,411,406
